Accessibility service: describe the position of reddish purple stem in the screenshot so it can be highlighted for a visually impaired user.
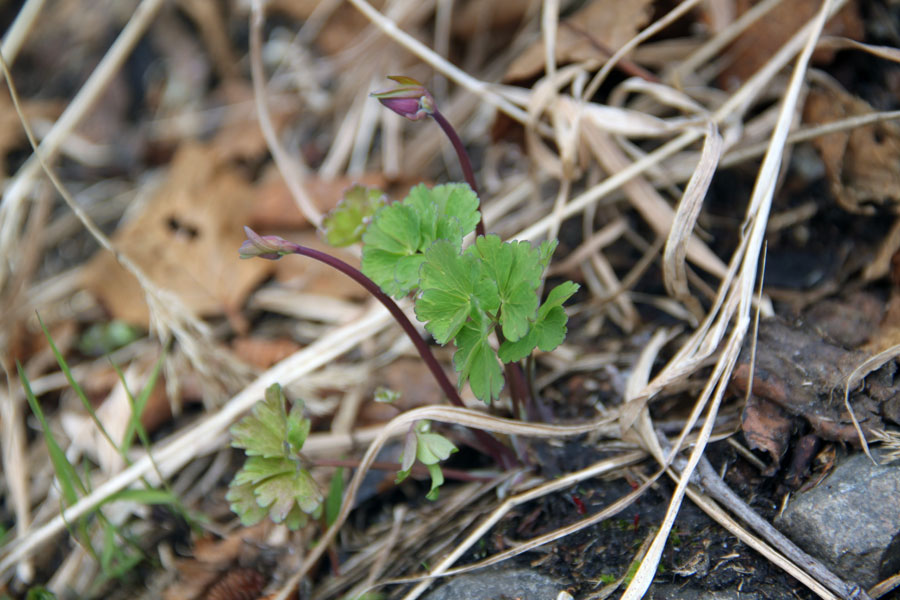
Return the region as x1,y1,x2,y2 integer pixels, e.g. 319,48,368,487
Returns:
273,241,518,468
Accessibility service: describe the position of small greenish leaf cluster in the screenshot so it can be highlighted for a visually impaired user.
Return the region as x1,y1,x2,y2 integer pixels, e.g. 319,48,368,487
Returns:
396,421,458,500
227,384,323,530
322,184,387,247
331,182,578,404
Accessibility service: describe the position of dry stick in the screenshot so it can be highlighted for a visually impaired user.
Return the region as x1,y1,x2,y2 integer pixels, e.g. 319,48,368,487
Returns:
0,0,166,289
249,0,321,227
1,0,45,66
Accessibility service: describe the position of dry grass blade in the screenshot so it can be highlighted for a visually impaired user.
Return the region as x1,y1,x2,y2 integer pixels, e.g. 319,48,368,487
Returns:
621,1,840,596
662,121,724,307
0,0,165,290
842,344,900,464
396,460,652,600
272,406,620,599
249,0,321,228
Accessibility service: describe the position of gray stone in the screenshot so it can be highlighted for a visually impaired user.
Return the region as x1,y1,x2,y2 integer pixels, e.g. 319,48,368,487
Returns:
775,450,900,588
421,567,567,600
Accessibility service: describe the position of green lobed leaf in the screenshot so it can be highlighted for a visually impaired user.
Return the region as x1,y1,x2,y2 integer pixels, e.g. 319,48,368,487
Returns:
498,281,579,362
286,402,310,454
230,384,292,458
467,235,543,342
361,183,481,298
322,185,387,247
361,204,424,298
415,240,498,344
229,455,323,528
404,183,480,241
226,481,268,526
453,314,504,403
254,467,322,518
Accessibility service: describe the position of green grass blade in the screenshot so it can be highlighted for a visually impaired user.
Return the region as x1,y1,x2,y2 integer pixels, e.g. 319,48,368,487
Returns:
18,363,83,505
120,350,165,457
36,315,118,452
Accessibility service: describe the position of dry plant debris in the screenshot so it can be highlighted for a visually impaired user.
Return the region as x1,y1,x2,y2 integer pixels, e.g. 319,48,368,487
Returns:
1,1,900,599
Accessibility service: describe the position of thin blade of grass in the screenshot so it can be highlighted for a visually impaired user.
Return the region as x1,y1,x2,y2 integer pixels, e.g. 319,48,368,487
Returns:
18,363,83,505
37,314,118,453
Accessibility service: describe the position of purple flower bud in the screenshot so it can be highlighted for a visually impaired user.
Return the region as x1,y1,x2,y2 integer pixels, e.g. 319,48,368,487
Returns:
371,75,435,121
239,226,298,260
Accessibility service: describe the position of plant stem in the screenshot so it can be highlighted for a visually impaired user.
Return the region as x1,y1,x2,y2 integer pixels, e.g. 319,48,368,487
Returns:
431,108,485,239
432,108,536,415
284,243,519,468
289,244,459,404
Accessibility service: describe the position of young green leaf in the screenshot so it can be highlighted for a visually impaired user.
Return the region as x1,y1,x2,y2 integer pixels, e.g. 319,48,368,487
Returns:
416,432,458,465
228,384,322,529
322,185,387,247
325,467,345,527
453,314,504,403
498,281,579,363
230,455,322,526
361,183,480,298
225,481,268,526
361,204,425,298
404,183,480,241
286,408,310,454
230,384,294,458
425,463,445,500
414,240,499,344
395,422,457,500
467,235,543,342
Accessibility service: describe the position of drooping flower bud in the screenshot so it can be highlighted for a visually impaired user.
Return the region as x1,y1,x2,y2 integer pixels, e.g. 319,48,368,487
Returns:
239,226,299,260
370,76,435,121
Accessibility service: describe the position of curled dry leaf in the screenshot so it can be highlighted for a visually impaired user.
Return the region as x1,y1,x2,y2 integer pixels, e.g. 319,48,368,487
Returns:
83,142,273,326
504,0,654,81
804,84,900,214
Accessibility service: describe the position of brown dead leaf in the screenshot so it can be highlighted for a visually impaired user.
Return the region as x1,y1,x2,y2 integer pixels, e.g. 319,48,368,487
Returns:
719,0,863,88
82,143,274,326
231,336,303,369
804,85,900,213
741,394,792,470
504,0,654,82
732,317,885,447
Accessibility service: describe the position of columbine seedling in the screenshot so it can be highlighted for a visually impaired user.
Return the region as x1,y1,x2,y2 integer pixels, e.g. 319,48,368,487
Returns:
233,76,578,510
227,384,322,529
